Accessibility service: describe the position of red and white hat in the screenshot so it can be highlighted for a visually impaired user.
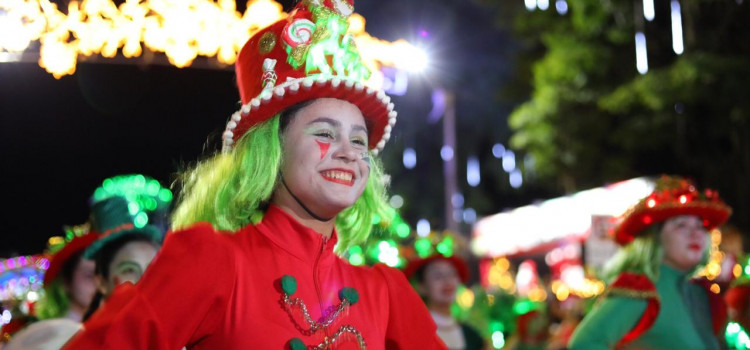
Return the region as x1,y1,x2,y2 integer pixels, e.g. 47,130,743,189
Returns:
613,175,732,245
222,0,396,155
403,254,470,284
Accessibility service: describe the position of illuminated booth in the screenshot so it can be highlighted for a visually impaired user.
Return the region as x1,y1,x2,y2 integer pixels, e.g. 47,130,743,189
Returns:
470,177,656,301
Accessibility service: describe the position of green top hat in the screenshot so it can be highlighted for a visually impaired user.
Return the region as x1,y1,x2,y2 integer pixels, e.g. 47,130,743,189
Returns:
84,196,162,260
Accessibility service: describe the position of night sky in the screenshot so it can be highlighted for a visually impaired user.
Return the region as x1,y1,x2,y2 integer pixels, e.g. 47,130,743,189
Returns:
0,0,519,257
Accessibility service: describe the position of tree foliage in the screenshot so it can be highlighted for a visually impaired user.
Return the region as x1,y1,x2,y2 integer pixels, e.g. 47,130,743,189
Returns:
483,0,750,230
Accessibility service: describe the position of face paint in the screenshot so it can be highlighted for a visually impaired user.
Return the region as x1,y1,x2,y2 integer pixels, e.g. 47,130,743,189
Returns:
113,276,121,286
360,151,370,169
315,140,331,160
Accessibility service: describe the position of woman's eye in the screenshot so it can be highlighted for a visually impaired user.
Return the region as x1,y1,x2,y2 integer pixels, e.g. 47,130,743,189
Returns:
119,266,139,275
352,138,367,146
314,131,334,139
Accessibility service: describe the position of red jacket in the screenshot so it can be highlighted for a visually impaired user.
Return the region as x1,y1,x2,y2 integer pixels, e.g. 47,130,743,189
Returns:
64,205,447,349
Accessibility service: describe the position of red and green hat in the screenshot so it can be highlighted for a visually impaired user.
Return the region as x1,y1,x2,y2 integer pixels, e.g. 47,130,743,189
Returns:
42,224,99,287
403,254,470,284
222,0,396,155
613,175,732,245
84,196,162,260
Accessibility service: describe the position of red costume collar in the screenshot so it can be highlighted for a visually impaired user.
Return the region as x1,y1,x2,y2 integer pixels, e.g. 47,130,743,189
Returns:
253,204,339,266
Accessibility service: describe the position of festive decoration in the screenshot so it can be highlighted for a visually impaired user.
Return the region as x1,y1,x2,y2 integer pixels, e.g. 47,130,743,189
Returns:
0,255,48,302
223,0,396,155
339,287,359,305
725,254,750,348
613,175,731,245
344,208,411,268
542,242,606,300
550,276,605,301
0,255,48,343
450,285,519,350
472,177,655,257
42,223,99,287
84,196,163,260
726,322,750,349
261,58,278,90
279,274,365,349
0,0,426,82
258,32,277,54
282,19,316,48
480,257,516,294
696,228,725,282
403,254,469,284
288,338,306,350
280,274,297,295
92,174,173,229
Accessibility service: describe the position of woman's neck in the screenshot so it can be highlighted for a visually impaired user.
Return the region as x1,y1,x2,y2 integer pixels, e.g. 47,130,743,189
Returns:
428,303,453,317
67,303,86,322
662,260,695,275
271,199,336,238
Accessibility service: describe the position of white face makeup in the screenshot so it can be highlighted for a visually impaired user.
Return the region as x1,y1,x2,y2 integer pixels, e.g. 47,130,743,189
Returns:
102,240,158,296
661,215,709,272
275,98,371,220
421,260,461,308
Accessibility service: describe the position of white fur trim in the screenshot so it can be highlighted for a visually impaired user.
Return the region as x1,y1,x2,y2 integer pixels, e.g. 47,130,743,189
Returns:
274,87,285,97
222,74,397,153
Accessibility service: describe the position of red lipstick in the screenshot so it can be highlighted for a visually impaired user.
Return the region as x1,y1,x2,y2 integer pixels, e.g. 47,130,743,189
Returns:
320,168,355,186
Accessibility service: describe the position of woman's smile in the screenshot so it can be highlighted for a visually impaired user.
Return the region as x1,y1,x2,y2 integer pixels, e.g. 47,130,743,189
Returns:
320,169,355,186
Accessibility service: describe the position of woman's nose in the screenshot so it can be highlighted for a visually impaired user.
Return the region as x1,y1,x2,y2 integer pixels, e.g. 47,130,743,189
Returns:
334,140,359,162
690,225,708,238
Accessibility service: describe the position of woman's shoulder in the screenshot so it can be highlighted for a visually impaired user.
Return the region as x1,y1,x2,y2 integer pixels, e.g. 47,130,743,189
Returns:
606,272,658,299
362,263,415,292
337,263,412,294
161,222,246,260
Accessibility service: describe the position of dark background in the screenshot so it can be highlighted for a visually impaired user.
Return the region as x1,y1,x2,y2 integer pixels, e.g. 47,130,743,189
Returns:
1,0,530,256
3,0,748,257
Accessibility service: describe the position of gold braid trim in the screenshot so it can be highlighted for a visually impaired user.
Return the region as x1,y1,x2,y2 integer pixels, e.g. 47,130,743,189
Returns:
290,44,310,68
605,287,660,300
312,6,337,23
258,32,277,54
312,26,331,43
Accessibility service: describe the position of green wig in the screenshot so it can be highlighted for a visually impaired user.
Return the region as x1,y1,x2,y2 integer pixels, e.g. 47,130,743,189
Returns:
602,224,664,283
35,279,71,320
171,111,392,254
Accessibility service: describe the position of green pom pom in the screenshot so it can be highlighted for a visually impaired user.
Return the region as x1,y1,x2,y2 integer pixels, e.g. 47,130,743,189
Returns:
281,275,297,296
288,338,306,350
339,287,359,305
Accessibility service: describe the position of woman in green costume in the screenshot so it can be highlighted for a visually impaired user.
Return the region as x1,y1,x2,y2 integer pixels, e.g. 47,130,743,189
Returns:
568,175,732,349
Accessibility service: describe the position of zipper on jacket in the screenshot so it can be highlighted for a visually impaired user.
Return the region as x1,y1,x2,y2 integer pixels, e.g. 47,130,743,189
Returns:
313,235,329,339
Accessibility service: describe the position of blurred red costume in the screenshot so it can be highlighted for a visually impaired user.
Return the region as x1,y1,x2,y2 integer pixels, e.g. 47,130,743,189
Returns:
64,205,446,349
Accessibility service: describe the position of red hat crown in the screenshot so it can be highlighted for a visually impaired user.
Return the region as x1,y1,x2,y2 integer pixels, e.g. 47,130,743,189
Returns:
42,223,99,287
613,175,732,245
223,0,395,155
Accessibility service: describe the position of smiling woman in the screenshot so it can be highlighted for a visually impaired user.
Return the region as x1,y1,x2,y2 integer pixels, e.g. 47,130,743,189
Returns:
568,175,732,350
62,1,447,349
275,98,372,224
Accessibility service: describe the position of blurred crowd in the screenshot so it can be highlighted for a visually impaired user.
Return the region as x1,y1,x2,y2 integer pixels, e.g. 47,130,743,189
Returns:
1,173,748,350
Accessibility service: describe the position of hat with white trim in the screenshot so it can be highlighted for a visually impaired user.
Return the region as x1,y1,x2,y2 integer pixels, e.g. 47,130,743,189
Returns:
222,0,396,155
